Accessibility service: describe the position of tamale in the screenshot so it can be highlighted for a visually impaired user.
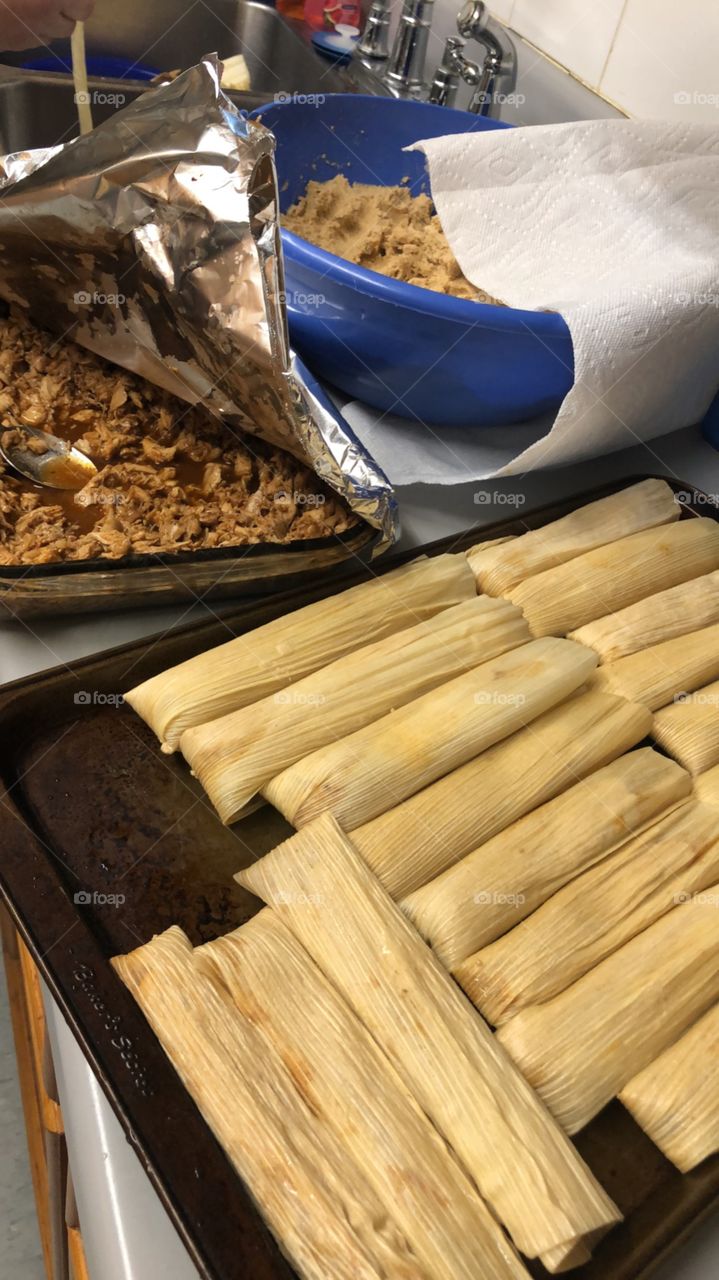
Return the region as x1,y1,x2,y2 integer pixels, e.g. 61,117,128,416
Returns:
569,571,719,662
619,1004,719,1172
695,762,719,807
461,799,719,1025
262,637,598,831
404,748,691,969
125,553,475,751
651,679,719,776
470,479,678,596
198,912,530,1280
180,596,531,824
592,622,719,711
112,927,426,1280
350,689,652,899
238,814,621,1264
465,535,516,578
506,518,719,638
497,889,719,1134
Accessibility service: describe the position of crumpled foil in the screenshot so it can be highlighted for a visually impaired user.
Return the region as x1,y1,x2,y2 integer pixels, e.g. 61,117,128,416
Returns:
0,57,397,550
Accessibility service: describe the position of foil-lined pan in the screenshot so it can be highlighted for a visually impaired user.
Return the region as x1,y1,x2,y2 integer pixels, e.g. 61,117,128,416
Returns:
0,57,397,618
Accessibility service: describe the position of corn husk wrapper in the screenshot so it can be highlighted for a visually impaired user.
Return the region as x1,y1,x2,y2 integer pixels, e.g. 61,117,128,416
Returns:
465,535,516,578
404,748,690,970
462,799,719,1025
592,621,719,711
349,689,652,900
569,571,719,663
695,763,719,807
112,927,425,1280
619,1004,719,1173
469,480,678,596
497,888,719,1135
198,912,529,1280
126,554,474,751
507,518,719,639
238,814,621,1265
181,595,530,823
651,680,719,776
263,637,597,831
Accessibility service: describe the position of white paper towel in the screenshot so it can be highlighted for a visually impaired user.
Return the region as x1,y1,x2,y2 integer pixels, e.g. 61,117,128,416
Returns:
343,119,719,485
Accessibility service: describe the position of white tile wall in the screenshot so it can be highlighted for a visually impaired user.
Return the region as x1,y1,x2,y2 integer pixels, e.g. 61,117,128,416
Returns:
487,0,719,121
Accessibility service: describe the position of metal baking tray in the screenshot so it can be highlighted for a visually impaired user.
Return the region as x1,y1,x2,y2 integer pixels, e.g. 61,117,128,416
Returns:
0,476,717,1280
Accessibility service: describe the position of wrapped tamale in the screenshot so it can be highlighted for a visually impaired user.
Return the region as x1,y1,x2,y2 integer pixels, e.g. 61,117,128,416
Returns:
404,749,691,969
238,815,621,1265
465,535,516,579
695,763,719,807
497,889,719,1134
198,912,530,1280
126,553,475,751
113,927,425,1280
651,680,719,776
569,571,719,662
619,1004,719,1172
180,596,531,824
469,479,678,596
506,518,719,638
592,622,719,711
461,799,719,1024
263,637,598,831
350,689,652,899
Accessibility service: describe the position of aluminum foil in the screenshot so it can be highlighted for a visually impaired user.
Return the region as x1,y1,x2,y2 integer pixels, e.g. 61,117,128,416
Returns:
0,57,397,549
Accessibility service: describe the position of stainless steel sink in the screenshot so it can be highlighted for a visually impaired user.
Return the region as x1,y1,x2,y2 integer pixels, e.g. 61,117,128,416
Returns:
0,0,388,105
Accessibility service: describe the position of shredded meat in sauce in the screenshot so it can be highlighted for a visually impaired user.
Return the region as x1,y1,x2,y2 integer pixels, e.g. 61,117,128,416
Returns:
0,311,355,566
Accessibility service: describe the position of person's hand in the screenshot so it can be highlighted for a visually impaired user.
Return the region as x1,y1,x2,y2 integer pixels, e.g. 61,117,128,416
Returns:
0,0,95,51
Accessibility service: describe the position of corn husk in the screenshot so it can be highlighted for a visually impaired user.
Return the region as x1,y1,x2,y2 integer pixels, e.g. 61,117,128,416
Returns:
349,689,652,899
238,814,621,1265
470,479,679,596
112,927,426,1280
181,596,530,824
125,553,475,751
569,571,719,662
695,763,719,807
404,748,691,970
592,621,719,712
465,535,516,578
651,679,719,776
497,888,719,1135
262,637,597,831
619,1004,719,1173
198,912,530,1280
507,518,719,639
462,799,719,1025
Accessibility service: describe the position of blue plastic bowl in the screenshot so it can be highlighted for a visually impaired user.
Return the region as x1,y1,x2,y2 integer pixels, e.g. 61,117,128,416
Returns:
20,53,160,79
250,95,574,426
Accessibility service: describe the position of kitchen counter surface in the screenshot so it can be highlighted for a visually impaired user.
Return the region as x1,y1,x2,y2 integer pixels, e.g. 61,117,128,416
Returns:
2,419,717,1279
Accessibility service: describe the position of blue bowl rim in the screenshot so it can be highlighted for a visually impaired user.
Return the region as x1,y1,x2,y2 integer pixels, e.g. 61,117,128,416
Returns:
249,95,570,340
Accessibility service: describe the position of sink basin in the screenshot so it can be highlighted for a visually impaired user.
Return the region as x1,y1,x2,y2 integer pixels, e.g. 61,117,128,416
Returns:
0,0,382,100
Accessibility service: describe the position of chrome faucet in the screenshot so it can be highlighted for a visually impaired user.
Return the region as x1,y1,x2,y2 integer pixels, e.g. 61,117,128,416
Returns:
383,0,435,95
454,0,517,114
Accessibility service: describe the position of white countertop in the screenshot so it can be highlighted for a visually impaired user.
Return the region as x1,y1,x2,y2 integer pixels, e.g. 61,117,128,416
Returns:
3,422,715,1279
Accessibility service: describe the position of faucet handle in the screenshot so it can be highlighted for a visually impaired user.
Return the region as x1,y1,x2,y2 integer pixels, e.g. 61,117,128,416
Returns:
457,0,489,40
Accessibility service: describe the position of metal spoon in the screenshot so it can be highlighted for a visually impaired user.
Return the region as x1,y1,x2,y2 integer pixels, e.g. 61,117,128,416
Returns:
0,424,97,490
